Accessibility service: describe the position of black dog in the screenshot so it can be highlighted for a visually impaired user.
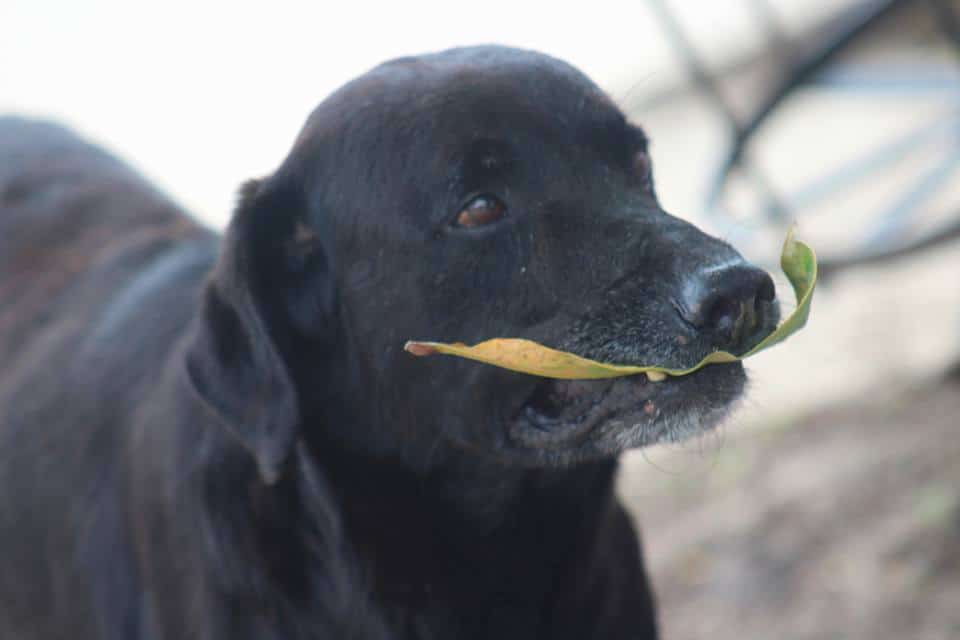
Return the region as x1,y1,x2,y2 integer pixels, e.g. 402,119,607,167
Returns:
0,46,778,639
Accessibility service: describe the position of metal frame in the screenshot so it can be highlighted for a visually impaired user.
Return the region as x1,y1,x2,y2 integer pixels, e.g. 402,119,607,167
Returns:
648,0,960,276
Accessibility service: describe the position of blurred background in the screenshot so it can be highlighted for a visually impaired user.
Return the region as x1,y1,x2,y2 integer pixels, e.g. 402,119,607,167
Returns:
3,0,959,637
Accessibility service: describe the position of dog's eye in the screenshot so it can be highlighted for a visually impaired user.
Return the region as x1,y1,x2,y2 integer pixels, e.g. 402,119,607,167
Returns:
454,195,507,229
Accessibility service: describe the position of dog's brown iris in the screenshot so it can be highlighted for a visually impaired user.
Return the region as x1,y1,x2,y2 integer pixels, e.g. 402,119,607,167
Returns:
455,195,506,228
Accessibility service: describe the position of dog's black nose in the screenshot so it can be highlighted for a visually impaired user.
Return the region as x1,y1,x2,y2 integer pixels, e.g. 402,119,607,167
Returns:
678,262,776,352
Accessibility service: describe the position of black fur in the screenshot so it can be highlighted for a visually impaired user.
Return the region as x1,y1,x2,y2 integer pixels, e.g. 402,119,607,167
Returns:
0,46,778,639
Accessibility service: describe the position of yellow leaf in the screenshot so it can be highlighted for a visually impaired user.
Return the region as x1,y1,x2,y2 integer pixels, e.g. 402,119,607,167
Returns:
405,227,816,379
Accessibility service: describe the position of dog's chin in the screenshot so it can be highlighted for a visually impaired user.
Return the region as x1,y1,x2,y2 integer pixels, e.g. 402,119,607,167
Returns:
501,362,747,467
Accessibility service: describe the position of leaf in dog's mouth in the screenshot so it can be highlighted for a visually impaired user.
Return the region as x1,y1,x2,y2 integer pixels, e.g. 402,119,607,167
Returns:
405,227,816,380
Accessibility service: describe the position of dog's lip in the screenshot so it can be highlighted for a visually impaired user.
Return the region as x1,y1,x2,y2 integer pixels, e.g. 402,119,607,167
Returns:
508,375,652,448
506,363,741,450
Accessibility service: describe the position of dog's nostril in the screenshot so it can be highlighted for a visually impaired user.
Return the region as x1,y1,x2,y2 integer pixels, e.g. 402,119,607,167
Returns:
756,275,776,304
679,264,776,351
704,296,745,335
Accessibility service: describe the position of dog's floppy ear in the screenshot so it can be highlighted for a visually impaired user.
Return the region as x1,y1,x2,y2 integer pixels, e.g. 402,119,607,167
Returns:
184,177,318,484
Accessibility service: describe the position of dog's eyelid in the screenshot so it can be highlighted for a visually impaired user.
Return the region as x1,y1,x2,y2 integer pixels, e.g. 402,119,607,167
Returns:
462,139,514,177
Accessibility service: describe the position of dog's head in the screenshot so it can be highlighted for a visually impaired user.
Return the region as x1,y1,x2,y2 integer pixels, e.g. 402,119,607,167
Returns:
185,46,779,480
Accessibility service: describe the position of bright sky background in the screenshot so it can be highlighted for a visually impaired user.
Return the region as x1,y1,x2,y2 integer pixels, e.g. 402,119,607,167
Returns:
1,0,834,225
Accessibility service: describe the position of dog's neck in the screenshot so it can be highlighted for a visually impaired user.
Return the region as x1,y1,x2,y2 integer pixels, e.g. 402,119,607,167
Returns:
306,437,620,609
283,341,625,615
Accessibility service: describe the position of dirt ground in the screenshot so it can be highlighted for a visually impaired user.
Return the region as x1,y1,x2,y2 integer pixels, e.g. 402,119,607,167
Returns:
618,372,960,639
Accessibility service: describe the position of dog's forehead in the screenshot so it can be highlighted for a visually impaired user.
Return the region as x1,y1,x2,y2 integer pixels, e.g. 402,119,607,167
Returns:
401,47,621,127
297,46,627,151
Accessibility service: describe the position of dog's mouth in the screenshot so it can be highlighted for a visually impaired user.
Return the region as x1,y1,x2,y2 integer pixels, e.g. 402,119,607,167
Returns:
506,362,745,459
510,377,638,446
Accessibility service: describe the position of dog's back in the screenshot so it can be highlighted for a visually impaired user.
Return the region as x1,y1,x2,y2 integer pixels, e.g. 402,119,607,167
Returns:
0,118,216,638
0,118,215,358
